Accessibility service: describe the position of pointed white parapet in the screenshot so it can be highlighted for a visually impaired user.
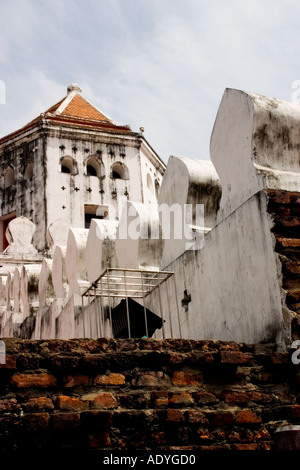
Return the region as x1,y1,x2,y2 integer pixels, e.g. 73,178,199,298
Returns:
158,156,221,269
39,259,55,309
0,272,12,336
0,275,6,307
210,88,300,221
56,295,75,339
33,259,55,340
85,219,118,284
46,218,70,254
52,245,68,299
10,267,23,333
65,227,89,298
20,264,41,321
12,267,21,314
115,201,163,270
5,216,37,254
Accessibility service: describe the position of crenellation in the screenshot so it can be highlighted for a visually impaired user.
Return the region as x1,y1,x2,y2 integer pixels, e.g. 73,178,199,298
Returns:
0,85,299,354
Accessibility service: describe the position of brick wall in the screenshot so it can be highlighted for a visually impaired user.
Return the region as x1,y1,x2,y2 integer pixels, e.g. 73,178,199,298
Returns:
267,189,300,340
0,337,299,451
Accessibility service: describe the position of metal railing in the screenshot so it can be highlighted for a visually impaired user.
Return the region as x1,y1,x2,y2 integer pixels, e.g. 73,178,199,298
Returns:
82,268,181,339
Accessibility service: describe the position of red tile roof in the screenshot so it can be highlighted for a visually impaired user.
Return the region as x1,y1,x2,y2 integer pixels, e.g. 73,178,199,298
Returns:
0,88,133,143
60,94,111,122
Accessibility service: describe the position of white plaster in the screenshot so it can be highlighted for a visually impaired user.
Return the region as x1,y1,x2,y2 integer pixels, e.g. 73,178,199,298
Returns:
12,267,20,314
5,217,37,254
65,227,89,298
52,245,68,299
164,192,289,346
158,156,221,269
85,219,118,283
56,295,75,339
46,218,70,252
39,259,54,309
20,264,41,321
210,88,300,221
115,201,162,270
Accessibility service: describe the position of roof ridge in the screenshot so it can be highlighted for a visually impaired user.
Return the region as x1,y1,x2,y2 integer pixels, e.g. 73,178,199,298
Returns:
0,85,132,142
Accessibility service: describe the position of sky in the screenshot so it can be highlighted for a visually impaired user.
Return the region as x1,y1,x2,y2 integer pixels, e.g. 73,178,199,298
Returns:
0,0,300,164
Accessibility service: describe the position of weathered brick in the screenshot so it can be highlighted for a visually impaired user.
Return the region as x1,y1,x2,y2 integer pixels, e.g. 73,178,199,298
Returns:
115,339,139,352
249,391,266,402
16,353,40,370
169,393,194,405
279,217,300,228
277,237,300,248
197,429,213,441
78,338,110,353
167,409,185,422
168,353,186,364
57,395,88,411
288,404,300,419
89,431,112,448
285,261,300,274
134,371,168,387
271,352,289,364
225,391,249,403
211,411,234,426
25,397,54,411
0,398,19,412
220,351,253,364
50,354,79,369
152,391,168,407
219,342,240,351
63,374,89,388
118,392,150,409
236,410,262,423
232,443,259,450
52,412,80,430
152,431,166,445
11,372,56,388
155,397,169,407
254,428,271,440
267,190,291,205
171,370,203,386
188,410,209,424
0,355,16,369
94,373,125,386
22,412,49,431
194,391,218,404
80,410,113,428
80,354,109,370
200,444,231,451
93,392,118,409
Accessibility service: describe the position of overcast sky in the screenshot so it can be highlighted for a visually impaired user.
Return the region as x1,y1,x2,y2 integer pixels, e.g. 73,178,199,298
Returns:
0,0,300,163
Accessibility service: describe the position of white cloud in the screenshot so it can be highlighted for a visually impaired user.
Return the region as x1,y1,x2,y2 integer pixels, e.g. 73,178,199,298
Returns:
1,0,300,161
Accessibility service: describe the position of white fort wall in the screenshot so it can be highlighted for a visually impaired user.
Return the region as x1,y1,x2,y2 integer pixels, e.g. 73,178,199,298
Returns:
0,88,299,347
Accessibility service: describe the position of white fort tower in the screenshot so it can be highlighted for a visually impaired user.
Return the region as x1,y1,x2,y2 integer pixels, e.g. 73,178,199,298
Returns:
0,84,165,253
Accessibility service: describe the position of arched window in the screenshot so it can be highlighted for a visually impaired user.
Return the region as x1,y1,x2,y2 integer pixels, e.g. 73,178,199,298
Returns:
111,162,129,180
147,173,154,193
84,204,108,228
60,156,75,175
3,166,15,189
86,157,102,177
